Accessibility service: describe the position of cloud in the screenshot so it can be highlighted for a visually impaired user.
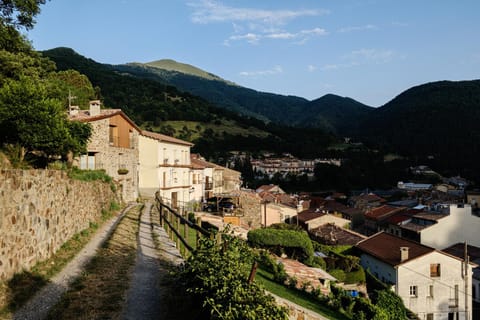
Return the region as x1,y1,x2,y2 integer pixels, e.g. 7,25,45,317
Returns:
225,27,327,45
338,24,377,33
347,48,394,63
239,65,283,77
189,0,328,25
189,1,329,45
321,48,396,71
307,65,317,72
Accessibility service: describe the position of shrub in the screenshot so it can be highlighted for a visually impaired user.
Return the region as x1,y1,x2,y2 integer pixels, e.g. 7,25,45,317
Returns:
345,267,366,284
329,269,346,282
175,230,289,320
247,228,314,263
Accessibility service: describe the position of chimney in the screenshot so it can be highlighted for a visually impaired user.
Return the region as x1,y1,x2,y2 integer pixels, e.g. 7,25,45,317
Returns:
68,105,79,116
400,247,409,262
89,100,101,116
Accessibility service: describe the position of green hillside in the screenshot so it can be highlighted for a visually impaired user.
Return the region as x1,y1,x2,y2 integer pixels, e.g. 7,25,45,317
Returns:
359,80,480,181
300,94,374,135
144,59,233,84
42,47,335,160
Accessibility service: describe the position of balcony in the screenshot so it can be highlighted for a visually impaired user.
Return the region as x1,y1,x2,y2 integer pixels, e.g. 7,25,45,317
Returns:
205,182,213,190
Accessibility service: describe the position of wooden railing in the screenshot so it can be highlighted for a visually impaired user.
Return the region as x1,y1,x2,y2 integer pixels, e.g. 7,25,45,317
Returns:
154,191,212,257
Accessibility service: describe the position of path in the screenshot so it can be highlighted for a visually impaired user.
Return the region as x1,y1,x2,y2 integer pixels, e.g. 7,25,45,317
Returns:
13,204,138,320
121,201,183,319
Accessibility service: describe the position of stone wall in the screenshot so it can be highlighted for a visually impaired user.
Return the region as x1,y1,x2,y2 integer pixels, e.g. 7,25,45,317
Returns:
237,190,262,228
0,169,116,281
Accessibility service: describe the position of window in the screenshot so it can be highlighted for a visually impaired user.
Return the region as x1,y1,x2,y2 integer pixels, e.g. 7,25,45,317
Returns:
109,125,118,146
426,314,433,320
79,153,96,170
429,285,434,297
409,285,418,297
430,263,441,277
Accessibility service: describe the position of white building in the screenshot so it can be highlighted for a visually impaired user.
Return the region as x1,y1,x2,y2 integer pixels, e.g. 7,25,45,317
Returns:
401,204,480,249
356,232,473,320
138,130,193,209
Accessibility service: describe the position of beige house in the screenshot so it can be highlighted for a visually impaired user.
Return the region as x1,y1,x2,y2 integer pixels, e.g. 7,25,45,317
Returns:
139,131,193,208
69,101,140,202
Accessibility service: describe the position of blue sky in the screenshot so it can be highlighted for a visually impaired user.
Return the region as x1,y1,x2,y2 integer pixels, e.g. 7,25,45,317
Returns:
28,0,480,107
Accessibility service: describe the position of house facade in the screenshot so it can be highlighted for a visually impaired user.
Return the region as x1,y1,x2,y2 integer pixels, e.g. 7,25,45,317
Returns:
69,101,140,202
356,232,473,320
139,131,193,209
403,204,480,249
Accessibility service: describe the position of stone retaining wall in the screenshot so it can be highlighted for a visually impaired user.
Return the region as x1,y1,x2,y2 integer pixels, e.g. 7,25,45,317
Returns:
0,169,116,281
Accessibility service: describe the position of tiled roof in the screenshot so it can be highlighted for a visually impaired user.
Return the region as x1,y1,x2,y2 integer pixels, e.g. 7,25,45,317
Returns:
340,207,363,217
297,211,325,223
190,155,215,168
365,205,405,220
69,109,141,132
141,130,193,146
412,212,448,221
356,232,434,266
309,224,366,245
442,243,480,261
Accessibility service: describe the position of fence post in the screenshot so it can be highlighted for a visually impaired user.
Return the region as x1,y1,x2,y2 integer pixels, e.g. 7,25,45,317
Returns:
196,217,202,250
176,214,181,250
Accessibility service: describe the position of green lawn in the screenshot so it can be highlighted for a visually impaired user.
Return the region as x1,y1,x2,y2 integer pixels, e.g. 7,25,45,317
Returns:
255,268,350,320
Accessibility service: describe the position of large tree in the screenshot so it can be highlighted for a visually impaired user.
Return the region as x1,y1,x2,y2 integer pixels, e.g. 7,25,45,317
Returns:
0,0,92,165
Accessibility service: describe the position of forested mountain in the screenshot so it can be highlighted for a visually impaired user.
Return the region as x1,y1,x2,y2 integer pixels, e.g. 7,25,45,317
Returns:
358,80,480,181
42,47,480,184
299,94,374,135
114,61,309,123
42,47,335,160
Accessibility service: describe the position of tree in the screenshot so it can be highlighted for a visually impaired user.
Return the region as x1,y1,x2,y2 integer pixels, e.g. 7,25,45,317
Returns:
0,0,47,30
0,76,91,162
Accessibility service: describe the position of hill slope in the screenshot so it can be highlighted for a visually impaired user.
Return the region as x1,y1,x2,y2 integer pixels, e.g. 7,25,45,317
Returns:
300,94,374,135
41,47,335,159
359,79,480,179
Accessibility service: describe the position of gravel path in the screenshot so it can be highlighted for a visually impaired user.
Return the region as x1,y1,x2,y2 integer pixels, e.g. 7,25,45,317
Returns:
121,201,184,320
12,204,138,320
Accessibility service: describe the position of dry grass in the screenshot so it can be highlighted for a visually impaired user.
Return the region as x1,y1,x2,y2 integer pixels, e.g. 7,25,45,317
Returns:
45,206,140,319
0,206,118,319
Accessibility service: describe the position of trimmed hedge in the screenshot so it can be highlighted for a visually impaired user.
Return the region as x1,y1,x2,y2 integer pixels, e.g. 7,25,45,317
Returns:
248,228,314,263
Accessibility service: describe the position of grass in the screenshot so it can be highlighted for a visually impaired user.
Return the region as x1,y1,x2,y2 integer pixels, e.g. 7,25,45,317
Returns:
255,268,350,320
46,206,140,319
0,202,121,318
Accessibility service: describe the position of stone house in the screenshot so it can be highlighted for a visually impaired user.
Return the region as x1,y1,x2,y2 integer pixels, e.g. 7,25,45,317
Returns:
356,232,474,320
138,130,193,208
69,101,140,202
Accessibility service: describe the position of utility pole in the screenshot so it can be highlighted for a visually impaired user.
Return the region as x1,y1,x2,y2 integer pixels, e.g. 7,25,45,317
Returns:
464,242,469,320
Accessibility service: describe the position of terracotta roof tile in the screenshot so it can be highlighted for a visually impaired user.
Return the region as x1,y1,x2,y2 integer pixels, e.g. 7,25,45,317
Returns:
356,232,434,266
365,205,405,221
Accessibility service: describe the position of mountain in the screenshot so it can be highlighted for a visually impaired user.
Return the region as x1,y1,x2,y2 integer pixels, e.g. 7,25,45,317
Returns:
359,79,480,180
41,47,335,159
300,94,374,135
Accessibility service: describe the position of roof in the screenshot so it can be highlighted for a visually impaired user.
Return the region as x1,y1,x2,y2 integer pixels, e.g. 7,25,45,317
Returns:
69,108,141,132
364,205,405,221
350,193,386,204
309,223,366,245
190,154,215,168
297,211,325,223
256,184,285,194
340,207,363,218
141,130,193,146
356,232,435,266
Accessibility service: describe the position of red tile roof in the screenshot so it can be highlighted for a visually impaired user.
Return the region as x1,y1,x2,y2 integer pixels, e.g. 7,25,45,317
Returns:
365,205,405,221
356,232,435,266
297,211,325,223
69,109,141,132
310,223,366,245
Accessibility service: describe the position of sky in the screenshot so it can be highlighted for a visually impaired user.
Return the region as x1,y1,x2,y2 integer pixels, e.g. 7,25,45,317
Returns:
27,0,480,107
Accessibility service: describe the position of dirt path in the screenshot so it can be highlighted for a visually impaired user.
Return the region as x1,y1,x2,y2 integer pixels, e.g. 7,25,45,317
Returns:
13,204,137,320
122,202,183,319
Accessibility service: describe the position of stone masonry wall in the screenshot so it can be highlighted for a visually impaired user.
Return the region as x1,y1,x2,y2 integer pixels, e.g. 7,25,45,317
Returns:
0,169,116,281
